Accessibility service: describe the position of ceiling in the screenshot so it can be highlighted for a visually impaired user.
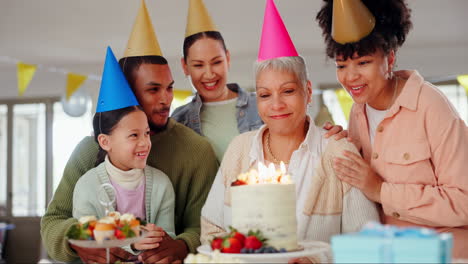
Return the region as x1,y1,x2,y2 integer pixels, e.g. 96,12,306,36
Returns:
1,0,467,100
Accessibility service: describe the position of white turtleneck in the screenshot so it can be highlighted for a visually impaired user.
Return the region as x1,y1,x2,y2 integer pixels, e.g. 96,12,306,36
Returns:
104,155,144,190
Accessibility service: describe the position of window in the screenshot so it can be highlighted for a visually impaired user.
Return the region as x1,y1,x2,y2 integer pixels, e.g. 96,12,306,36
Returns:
0,97,93,217
12,104,46,216
437,84,467,124
52,101,93,192
0,105,7,217
322,89,349,128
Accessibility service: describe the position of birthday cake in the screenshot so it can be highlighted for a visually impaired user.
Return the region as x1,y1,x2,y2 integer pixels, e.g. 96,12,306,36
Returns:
228,162,299,252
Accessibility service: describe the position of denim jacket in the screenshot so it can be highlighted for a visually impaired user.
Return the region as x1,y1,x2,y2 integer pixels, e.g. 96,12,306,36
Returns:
171,83,263,135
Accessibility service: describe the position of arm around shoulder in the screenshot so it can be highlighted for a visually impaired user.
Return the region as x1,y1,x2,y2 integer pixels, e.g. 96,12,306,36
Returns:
41,136,99,262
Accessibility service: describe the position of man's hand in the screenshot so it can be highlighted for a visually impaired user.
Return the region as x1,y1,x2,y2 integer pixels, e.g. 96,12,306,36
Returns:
322,122,348,140
133,224,165,251
70,243,132,264
138,234,188,264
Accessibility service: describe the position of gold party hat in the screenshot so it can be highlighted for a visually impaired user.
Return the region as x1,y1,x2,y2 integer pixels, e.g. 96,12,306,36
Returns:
124,0,162,57
332,0,375,44
185,0,218,38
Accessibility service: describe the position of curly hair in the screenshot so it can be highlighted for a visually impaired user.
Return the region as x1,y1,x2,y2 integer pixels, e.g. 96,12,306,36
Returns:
316,0,412,59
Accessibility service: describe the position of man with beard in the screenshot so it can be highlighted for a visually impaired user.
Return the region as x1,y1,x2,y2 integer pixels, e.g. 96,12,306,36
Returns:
40,1,218,263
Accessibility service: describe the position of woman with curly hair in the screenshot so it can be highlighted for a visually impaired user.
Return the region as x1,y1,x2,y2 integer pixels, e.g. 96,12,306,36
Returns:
316,0,468,258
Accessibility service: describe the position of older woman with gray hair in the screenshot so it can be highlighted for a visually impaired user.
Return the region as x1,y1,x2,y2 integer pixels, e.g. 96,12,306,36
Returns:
201,2,378,262
200,55,379,262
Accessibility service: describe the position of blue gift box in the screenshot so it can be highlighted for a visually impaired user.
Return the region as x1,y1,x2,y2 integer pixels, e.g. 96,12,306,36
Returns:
332,222,453,263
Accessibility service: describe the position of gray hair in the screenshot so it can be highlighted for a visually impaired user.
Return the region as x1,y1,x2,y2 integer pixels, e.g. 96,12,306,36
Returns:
253,56,309,89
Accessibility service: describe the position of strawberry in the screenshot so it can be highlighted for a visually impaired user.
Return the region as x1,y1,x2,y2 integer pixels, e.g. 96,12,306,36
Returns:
232,231,246,246
244,230,267,250
221,237,242,253
227,227,246,246
244,236,262,250
210,237,223,250
114,229,126,240
231,179,246,186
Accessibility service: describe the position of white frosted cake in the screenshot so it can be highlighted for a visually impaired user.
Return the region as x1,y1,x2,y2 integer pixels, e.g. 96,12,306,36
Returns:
230,163,299,251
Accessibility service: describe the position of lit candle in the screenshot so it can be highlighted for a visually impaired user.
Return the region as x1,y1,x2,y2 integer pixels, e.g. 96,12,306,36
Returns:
280,161,286,174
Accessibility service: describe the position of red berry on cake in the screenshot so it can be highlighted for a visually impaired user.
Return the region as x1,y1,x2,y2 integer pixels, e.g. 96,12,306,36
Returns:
232,231,246,246
244,236,263,250
221,237,243,253
210,237,223,250
231,179,247,186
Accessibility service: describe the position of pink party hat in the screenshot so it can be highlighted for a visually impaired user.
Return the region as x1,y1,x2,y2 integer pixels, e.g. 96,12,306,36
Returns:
258,0,298,61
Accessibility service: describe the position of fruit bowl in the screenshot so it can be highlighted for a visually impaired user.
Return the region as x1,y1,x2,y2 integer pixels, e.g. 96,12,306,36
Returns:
197,240,331,263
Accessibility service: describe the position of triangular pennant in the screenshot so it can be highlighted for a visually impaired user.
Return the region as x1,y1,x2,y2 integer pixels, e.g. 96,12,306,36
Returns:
124,0,162,58
174,90,193,101
96,47,139,113
185,0,218,38
173,90,193,109
66,73,88,101
457,75,468,96
17,62,37,96
258,0,298,61
335,88,354,121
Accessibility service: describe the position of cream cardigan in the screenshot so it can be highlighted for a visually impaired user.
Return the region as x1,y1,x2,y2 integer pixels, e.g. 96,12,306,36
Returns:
201,122,379,246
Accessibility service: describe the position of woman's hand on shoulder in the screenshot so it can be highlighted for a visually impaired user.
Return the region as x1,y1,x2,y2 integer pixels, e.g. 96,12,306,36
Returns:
333,150,383,203
322,122,348,140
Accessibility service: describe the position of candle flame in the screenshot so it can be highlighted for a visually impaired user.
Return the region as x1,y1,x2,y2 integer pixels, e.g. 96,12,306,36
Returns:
234,161,292,185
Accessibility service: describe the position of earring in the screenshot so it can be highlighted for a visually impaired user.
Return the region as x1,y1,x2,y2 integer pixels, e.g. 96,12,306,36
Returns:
388,69,394,80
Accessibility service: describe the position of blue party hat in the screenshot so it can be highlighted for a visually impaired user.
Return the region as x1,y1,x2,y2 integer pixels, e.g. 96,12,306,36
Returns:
96,47,139,113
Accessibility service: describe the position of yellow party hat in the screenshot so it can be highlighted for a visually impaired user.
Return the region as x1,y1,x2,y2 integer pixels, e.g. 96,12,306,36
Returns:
124,0,162,57
332,0,375,44
185,0,218,38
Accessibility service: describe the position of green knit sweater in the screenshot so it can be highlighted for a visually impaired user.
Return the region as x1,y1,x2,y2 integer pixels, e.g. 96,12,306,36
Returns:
40,119,219,262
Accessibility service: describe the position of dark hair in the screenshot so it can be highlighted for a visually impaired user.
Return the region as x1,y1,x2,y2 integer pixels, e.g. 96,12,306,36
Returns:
118,56,168,88
183,31,227,61
92,105,143,166
316,0,412,60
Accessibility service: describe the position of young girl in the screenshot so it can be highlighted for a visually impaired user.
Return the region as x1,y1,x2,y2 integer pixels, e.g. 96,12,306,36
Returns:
72,48,175,257
316,0,468,258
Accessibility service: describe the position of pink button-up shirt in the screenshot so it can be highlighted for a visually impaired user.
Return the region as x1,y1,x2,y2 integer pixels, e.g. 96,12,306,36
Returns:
348,70,468,258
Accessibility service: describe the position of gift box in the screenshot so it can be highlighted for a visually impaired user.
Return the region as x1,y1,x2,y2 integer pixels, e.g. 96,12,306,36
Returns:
332,222,453,263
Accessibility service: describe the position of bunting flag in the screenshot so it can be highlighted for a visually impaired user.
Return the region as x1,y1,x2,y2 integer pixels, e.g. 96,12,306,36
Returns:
457,75,468,96
172,90,193,109
335,88,354,121
66,73,88,100
17,62,37,96
174,90,192,100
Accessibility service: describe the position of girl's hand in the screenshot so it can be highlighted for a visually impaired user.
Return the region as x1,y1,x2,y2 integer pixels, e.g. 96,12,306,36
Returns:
333,150,383,203
132,224,166,251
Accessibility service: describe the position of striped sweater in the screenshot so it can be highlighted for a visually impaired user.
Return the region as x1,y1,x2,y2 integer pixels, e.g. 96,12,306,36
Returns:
40,118,219,262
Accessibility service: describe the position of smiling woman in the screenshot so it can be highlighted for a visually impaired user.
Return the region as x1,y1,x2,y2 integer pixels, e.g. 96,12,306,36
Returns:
201,2,380,263
171,0,262,162
316,0,468,258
